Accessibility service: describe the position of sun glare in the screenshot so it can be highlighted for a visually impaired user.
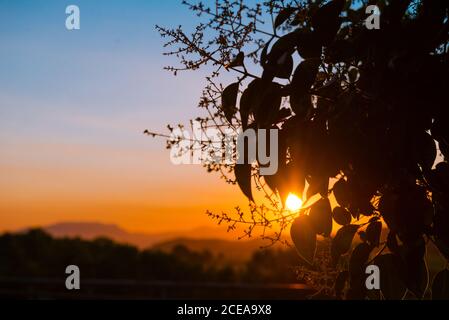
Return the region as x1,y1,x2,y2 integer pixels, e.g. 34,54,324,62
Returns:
286,193,303,211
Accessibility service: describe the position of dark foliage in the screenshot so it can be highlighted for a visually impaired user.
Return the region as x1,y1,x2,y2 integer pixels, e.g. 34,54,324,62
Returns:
0,229,299,284
151,0,449,299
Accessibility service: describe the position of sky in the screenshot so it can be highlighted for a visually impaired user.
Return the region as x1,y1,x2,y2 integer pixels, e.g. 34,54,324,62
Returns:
0,0,251,234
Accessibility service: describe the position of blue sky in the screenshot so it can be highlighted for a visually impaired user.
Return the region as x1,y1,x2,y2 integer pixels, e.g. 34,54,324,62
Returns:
0,0,206,146
0,0,251,233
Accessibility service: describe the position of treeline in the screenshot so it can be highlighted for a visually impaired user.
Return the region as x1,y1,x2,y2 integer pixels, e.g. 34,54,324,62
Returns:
0,229,300,283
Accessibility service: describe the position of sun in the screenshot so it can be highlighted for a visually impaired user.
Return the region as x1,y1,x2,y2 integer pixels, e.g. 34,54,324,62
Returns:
285,193,303,211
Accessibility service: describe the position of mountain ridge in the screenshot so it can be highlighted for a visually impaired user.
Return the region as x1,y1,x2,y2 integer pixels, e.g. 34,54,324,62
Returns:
40,221,236,249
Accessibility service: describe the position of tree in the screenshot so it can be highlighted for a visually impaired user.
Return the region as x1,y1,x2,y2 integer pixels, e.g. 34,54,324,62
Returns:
150,0,449,299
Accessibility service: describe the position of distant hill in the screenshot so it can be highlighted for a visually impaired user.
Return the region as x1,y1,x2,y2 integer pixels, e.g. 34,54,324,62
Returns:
42,222,237,249
38,222,282,263
43,222,162,248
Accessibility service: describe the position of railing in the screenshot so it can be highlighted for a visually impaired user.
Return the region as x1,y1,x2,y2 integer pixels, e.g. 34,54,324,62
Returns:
0,277,313,300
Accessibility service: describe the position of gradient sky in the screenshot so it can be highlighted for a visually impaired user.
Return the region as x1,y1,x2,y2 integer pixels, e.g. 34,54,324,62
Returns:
0,0,251,234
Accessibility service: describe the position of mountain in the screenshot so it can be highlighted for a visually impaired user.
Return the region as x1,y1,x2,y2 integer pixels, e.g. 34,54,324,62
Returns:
39,222,282,263
43,222,163,248
42,222,241,249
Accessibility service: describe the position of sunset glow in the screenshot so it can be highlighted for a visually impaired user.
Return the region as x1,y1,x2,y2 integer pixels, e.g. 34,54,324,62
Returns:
285,193,303,212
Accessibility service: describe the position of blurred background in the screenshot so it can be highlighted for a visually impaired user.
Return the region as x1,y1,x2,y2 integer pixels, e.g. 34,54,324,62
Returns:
0,0,311,299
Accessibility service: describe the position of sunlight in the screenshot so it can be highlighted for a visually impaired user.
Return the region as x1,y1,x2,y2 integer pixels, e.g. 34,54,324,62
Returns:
285,193,303,212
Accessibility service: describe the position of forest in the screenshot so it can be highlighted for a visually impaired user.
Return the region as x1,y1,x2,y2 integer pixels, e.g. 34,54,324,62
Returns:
0,229,300,284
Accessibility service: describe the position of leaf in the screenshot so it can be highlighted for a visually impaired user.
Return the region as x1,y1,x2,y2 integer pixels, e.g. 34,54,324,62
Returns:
374,254,407,300
386,231,400,254
274,7,297,29
309,197,332,237
349,242,372,279
274,53,294,79
290,215,316,265
239,79,282,128
239,84,254,130
260,38,273,67
234,163,253,202
333,178,351,208
253,82,282,126
306,175,329,199
366,221,382,247
239,79,262,129
332,206,352,226
349,243,372,273
347,242,372,299
267,32,298,63
290,59,319,118
264,32,298,79
432,269,449,300
331,224,359,264
297,30,322,59
222,82,239,123
227,51,244,68
312,0,344,45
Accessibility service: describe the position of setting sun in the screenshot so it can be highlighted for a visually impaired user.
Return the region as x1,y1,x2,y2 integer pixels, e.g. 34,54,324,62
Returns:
285,193,303,212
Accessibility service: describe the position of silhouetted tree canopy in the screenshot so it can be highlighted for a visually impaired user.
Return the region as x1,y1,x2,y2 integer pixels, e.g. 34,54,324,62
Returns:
0,229,299,284
152,0,449,299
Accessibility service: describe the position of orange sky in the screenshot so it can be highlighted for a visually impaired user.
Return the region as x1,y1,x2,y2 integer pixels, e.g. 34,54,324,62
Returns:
0,1,351,236
0,1,254,235
0,137,249,233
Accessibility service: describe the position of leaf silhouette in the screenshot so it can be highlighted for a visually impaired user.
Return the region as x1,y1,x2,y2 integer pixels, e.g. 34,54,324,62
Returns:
222,82,239,123
349,242,372,279
239,83,255,130
290,59,319,118
332,206,351,226
366,221,382,247
264,32,298,79
332,178,351,208
274,7,297,30
309,197,332,237
331,224,359,264
386,231,400,254
253,82,282,126
347,242,373,299
312,0,344,45
260,38,273,67
296,30,322,59
290,215,316,265
274,53,293,79
374,254,407,300
234,163,253,202
227,51,244,68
